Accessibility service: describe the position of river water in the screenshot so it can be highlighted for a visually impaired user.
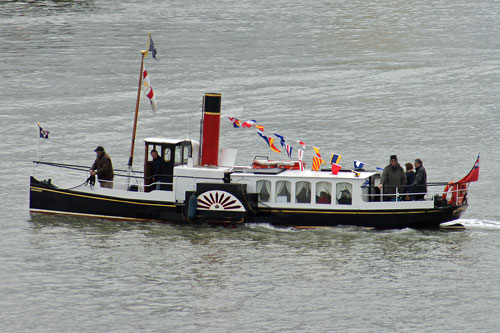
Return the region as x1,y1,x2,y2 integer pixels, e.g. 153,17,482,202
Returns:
1,0,500,331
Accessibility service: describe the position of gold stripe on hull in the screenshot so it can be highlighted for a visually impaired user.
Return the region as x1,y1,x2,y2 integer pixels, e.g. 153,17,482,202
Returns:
30,208,158,222
262,209,440,215
30,186,176,208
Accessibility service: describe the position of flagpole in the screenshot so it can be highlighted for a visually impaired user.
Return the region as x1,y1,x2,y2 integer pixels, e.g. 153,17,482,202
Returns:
36,122,40,161
128,50,147,169
128,33,152,170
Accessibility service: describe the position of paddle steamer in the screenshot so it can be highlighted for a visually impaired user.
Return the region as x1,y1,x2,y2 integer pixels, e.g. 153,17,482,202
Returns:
30,92,477,229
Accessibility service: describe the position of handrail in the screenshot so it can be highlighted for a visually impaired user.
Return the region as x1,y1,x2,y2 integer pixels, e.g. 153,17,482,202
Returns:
33,160,225,182
33,160,144,175
361,181,470,205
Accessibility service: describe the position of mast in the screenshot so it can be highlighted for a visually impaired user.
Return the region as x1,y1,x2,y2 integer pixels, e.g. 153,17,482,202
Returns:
128,50,146,168
128,33,152,168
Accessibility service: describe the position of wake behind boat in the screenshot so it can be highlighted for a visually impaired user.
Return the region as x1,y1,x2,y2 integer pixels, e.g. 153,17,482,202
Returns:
29,36,479,229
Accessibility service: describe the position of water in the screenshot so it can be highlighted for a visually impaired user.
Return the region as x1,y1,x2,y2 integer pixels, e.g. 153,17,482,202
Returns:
1,0,500,331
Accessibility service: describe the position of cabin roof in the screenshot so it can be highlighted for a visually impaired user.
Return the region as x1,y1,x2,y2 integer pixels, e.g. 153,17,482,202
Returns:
232,168,377,180
144,137,195,145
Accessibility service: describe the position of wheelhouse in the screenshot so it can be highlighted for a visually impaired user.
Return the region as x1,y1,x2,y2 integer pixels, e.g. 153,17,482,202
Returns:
144,138,200,192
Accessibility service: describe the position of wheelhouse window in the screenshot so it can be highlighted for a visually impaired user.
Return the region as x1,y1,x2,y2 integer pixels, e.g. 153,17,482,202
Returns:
336,182,352,205
182,143,192,164
315,182,332,204
163,147,171,162
174,145,182,166
295,181,311,203
257,180,271,203
276,180,291,203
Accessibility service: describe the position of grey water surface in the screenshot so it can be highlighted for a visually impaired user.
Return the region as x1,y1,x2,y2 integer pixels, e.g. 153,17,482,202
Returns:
1,0,500,331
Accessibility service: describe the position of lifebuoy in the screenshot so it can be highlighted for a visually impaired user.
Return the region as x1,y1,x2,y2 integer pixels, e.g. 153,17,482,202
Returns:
442,182,467,205
252,160,301,170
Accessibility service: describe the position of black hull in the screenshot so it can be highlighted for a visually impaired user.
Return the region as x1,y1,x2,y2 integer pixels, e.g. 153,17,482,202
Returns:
254,205,467,229
30,177,467,229
30,177,183,222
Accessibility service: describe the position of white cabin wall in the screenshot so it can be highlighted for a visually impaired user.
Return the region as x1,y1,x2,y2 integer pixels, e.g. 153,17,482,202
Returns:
231,173,367,210
191,141,200,166
174,165,228,202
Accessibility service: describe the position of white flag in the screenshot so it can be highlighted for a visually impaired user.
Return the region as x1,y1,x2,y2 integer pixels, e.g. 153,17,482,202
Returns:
142,65,158,113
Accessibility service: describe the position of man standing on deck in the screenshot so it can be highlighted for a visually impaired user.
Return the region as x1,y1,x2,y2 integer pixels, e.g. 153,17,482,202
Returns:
90,146,114,188
411,158,427,200
378,155,406,201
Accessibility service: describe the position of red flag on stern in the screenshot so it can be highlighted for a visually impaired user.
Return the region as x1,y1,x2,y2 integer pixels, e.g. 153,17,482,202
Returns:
458,154,480,183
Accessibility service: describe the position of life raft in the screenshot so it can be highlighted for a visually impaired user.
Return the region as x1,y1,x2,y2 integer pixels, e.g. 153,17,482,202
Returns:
442,181,468,205
252,160,302,170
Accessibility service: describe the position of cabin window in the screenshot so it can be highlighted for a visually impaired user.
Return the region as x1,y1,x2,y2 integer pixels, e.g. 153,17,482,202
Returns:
163,147,171,162
336,182,352,205
174,145,182,166
295,181,311,203
315,182,332,204
361,177,374,202
276,180,291,203
257,180,271,203
182,144,192,164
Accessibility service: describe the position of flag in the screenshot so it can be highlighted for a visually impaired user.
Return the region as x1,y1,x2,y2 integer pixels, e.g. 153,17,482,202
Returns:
268,137,281,153
354,160,365,169
257,132,281,153
298,140,306,149
228,117,241,128
242,120,256,128
330,153,342,165
298,149,305,171
313,146,321,157
313,146,326,165
257,131,270,145
274,133,286,147
142,66,158,112
148,35,157,59
331,163,341,175
376,167,384,171
312,156,322,171
286,144,293,159
254,124,264,132
38,122,49,139
458,154,480,183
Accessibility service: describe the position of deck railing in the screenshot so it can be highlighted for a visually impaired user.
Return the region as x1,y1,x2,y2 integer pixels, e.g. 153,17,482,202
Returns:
33,161,470,206
361,182,469,206
32,161,215,193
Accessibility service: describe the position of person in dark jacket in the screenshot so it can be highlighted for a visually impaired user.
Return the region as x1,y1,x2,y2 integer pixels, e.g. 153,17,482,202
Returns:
411,158,427,200
404,162,416,199
90,146,114,188
378,155,406,201
151,149,163,190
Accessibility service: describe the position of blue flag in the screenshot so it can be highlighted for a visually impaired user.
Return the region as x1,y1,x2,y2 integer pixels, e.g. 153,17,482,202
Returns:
38,123,49,139
274,133,286,147
257,131,270,146
330,153,341,165
354,160,365,169
149,36,157,59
